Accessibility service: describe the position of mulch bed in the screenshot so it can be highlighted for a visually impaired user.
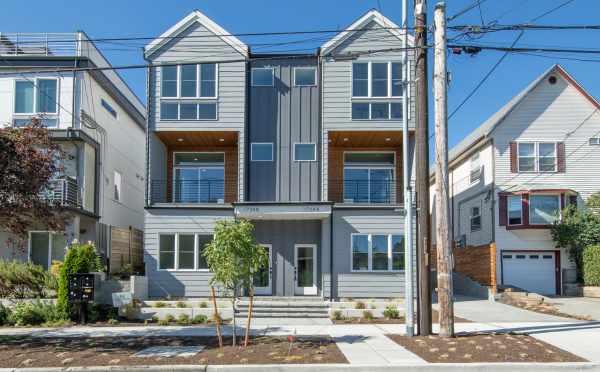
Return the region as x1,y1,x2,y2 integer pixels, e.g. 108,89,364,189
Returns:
0,335,347,367
332,310,471,324
499,297,593,321
387,332,587,363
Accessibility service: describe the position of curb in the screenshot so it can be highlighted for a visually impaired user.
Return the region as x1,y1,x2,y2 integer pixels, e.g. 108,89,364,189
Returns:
2,363,600,372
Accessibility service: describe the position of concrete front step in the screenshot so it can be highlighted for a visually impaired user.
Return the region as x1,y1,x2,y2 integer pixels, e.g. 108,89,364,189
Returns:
237,311,328,318
237,302,328,308
241,306,328,312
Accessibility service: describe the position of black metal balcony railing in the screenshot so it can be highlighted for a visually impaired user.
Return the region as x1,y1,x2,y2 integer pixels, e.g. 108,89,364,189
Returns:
40,178,82,208
334,179,397,204
150,179,228,204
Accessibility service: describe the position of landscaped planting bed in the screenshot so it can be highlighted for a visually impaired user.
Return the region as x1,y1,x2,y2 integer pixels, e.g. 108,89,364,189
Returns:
387,332,587,363
331,309,471,324
0,335,347,367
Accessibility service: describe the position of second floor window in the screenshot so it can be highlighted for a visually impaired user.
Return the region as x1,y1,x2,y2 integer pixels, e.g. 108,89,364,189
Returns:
161,64,217,98
470,152,481,184
517,142,557,172
14,78,58,127
352,61,403,121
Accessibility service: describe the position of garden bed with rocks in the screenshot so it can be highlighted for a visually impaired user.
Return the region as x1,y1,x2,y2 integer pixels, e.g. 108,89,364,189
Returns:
387,332,586,363
332,310,471,324
0,335,347,367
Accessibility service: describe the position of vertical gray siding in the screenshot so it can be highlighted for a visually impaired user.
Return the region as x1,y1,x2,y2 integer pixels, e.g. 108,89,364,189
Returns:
248,58,320,202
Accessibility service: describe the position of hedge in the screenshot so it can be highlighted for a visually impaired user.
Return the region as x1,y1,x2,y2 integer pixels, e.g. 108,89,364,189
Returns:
583,245,600,286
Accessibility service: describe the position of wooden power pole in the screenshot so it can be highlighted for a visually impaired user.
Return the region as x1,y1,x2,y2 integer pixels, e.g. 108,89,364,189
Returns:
414,0,432,336
433,1,454,338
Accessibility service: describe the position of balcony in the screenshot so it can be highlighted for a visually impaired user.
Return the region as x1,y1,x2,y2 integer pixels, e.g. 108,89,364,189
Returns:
333,179,397,204
150,179,238,204
40,177,82,209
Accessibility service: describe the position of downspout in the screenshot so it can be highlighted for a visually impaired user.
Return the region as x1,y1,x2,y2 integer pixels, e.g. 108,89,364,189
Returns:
144,57,151,208
244,51,251,202
329,210,334,301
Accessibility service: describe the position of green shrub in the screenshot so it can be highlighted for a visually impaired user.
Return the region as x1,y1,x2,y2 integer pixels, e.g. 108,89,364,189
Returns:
354,301,366,310
0,260,52,299
362,310,374,321
164,314,175,323
0,304,11,326
383,305,400,319
57,243,104,316
192,314,207,324
157,319,169,326
331,310,344,321
176,313,191,325
107,318,119,325
151,315,159,323
176,301,187,308
121,301,140,321
7,301,64,326
153,301,166,308
199,301,208,308
583,245,600,286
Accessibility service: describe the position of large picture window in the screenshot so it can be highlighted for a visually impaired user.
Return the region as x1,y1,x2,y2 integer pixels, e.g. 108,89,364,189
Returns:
529,195,560,225
158,233,213,271
173,152,225,203
343,152,395,203
13,78,59,128
518,142,557,173
351,61,403,120
351,233,404,272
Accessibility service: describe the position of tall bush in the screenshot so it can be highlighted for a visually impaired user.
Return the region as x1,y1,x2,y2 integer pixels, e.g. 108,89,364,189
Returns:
583,245,600,286
0,260,50,298
57,242,104,316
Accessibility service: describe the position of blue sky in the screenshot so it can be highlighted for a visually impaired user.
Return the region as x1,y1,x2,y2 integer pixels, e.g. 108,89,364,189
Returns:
2,0,599,150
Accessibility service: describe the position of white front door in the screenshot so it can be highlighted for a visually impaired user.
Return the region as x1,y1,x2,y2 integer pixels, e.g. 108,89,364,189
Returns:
502,251,557,295
253,244,272,295
294,244,317,295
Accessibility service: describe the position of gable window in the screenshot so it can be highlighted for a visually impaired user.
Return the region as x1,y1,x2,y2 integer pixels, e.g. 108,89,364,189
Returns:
113,171,122,202
13,78,59,128
294,143,316,161
529,194,560,225
158,233,213,271
518,142,557,173
252,68,274,86
351,61,403,120
29,231,67,270
294,67,316,86
343,152,395,203
470,152,481,184
508,195,522,225
470,206,481,232
160,64,217,120
173,152,225,203
251,143,273,161
351,233,404,272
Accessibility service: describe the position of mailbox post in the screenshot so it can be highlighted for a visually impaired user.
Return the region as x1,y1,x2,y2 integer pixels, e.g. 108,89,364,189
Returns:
68,273,98,324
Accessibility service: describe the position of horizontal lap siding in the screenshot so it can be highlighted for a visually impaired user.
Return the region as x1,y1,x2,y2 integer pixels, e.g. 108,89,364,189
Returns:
144,209,234,297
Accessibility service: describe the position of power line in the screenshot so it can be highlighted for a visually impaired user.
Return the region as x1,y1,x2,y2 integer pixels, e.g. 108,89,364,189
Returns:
449,24,600,32
447,0,491,22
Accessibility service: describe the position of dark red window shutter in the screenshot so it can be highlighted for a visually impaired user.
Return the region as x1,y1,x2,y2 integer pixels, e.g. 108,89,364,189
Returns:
499,194,507,226
557,142,566,172
522,194,530,225
510,142,518,173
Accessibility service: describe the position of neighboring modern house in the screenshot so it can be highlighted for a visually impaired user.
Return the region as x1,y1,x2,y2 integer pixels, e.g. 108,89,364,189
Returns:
144,9,415,299
430,64,600,296
0,32,147,270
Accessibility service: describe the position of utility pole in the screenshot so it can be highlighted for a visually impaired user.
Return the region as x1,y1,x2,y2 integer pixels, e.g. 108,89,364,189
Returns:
402,0,415,338
414,0,432,336
433,2,454,338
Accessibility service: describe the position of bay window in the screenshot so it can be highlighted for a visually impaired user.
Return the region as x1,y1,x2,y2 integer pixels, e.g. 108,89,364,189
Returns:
173,152,225,203
13,78,58,127
351,61,403,120
351,233,404,272
160,63,217,120
159,233,213,271
343,152,395,203
507,195,523,225
529,195,560,224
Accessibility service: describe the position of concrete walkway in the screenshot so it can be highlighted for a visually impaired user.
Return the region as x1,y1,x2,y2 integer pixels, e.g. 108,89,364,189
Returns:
546,296,600,320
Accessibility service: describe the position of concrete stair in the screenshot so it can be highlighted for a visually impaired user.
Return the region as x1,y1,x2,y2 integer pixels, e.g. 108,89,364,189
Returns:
236,297,329,318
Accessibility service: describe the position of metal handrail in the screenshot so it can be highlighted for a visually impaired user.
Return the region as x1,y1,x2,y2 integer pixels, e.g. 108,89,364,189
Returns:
150,179,230,204
0,33,79,56
40,177,82,208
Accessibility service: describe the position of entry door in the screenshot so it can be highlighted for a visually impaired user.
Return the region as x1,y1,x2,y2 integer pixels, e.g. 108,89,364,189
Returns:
502,251,557,295
253,244,272,295
294,244,317,295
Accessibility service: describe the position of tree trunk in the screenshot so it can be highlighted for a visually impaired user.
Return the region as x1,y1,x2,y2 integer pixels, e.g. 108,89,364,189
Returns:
211,286,223,348
231,287,237,346
244,288,254,347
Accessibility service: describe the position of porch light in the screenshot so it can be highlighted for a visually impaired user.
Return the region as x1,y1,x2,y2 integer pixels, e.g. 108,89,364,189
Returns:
385,138,391,142
219,138,225,142
343,137,349,142
177,138,184,142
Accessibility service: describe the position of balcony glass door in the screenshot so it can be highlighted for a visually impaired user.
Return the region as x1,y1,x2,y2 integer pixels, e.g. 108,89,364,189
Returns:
343,152,395,204
173,152,225,203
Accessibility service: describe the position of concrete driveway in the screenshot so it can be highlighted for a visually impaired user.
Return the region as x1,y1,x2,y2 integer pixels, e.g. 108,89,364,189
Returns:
546,296,600,320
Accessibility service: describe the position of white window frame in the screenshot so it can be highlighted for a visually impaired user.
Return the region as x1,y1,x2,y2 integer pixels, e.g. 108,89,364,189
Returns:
13,77,60,115
469,152,481,184
251,67,274,87
470,206,481,232
507,195,523,226
529,194,561,225
250,142,274,162
350,233,404,272
351,61,403,99
293,67,317,87
293,143,316,162
160,64,219,99
157,232,213,272
28,231,66,269
517,141,558,173
113,170,122,202
159,102,218,121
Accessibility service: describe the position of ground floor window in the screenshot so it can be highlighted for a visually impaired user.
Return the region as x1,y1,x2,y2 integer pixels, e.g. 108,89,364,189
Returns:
351,233,404,272
529,194,560,224
29,231,67,270
158,233,212,270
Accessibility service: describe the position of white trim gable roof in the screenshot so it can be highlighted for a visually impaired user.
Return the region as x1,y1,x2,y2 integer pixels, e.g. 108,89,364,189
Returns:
144,10,248,59
320,9,413,55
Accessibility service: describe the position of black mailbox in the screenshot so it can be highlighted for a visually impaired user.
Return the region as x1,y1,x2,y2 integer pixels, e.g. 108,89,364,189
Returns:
68,273,97,303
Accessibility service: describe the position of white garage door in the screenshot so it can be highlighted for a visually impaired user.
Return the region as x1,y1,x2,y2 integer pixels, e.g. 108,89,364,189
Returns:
502,252,556,295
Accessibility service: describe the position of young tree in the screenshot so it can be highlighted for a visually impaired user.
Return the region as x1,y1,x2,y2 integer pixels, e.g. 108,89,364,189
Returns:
0,120,67,246
203,219,268,346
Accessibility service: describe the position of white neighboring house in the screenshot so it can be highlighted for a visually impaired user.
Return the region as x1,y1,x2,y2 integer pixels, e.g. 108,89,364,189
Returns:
430,64,600,295
0,32,146,269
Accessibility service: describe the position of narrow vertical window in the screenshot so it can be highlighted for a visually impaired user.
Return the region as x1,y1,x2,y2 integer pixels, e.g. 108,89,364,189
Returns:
470,206,482,232
113,171,122,202
180,64,197,97
14,81,34,113
507,195,522,225
371,62,388,97
161,65,178,97
517,143,536,172
352,63,368,97
178,234,195,269
200,64,216,97
36,79,57,113
352,234,369,271
391,235,405,271
159,234,175,270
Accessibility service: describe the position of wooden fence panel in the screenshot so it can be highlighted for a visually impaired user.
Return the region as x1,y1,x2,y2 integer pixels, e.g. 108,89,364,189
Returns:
109,227,144,274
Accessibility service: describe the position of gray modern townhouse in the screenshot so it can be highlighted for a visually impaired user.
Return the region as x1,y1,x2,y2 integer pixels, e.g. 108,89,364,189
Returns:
144,9,415,299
